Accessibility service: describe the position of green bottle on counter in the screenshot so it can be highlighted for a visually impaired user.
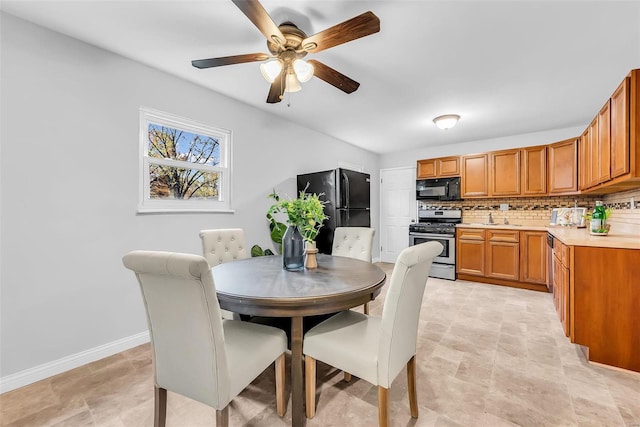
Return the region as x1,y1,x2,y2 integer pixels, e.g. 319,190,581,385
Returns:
591,201,606,233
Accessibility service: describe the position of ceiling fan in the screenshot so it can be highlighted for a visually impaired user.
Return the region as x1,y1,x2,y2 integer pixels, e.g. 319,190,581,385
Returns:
191,0,380,104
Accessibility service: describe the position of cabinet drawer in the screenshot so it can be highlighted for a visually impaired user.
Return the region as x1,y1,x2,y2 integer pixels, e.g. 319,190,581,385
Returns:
553,241,570,266
553,241,564,260
487,230,519,243
561,244,570,266
457,228,485,240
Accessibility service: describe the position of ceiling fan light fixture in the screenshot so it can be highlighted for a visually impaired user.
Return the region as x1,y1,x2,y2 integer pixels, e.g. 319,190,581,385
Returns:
285,71,302,93
260,59,283,83
293,59,314,82
433,114,461,130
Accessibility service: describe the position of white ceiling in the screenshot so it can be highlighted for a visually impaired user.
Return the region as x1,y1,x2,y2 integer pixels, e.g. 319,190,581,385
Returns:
2,1,639,154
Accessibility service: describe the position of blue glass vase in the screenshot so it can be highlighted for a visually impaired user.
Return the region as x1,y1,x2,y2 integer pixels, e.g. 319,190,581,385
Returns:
282,225,305,271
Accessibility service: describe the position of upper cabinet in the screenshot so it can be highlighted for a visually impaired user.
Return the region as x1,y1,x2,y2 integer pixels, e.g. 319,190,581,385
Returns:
490,149,521,196
417,156,460,179
462,147,549,198
522,145,547,195
580,70,639,193
588,117,600,188
461,154,489,197
548,138,579,194
597,100,612,184
417,68,639,198
610,77,630,178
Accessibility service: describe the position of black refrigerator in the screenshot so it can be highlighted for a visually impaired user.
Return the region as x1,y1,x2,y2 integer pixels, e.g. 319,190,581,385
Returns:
297,168,371,255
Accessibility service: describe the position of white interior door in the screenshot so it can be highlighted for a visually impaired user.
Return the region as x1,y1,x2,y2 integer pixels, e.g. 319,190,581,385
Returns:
379,166,416,263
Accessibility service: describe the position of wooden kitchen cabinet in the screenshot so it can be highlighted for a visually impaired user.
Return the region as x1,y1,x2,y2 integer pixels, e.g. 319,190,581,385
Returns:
417,156,460,179
461,154,489,197
578,69,639,193
548,138,579,194
553,241,570,337
579,129,589,190
519,231,547,285
457,227,548,291
490,149,521,196
521,145,547,195
456,228,485,276
597,100,612,184
580,104,611,191
587,117,600,188
572,246,640,372
610,76,630,178
486,230,519,280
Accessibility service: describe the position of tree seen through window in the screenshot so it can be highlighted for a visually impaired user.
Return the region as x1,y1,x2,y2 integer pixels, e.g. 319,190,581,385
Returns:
147,124,220,200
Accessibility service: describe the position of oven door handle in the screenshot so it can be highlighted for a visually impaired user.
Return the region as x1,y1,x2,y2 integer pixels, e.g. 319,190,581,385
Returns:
409,233,455,239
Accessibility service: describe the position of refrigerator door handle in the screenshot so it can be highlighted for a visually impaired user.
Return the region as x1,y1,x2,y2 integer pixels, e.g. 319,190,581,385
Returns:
342,171,350,209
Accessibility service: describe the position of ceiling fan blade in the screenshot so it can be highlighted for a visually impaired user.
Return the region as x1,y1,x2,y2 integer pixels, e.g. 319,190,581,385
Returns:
307,60,360,94
301,11,380,53
191,53,270,69
266,72,284,103
232,0,286,46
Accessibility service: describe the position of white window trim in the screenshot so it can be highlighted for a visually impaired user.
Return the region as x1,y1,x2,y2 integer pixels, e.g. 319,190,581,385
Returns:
137,107,233,214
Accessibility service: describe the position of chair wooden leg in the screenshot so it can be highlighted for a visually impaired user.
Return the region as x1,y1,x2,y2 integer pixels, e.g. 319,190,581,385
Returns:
305,355,317,418
407,356,418,418
378,386,389,427
363,302,370,314
154,385,167,427
275,353,286,417
344,372,352,382
216,406,229,427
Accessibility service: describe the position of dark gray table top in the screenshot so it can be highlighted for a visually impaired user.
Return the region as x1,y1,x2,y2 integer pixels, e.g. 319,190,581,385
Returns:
212,254,386,316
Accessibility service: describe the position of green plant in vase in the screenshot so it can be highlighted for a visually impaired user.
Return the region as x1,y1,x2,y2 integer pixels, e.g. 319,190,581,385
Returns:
267,187,328,243
267,186,328,269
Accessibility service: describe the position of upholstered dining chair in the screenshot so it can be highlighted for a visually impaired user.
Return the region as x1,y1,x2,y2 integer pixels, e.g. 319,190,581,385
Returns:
331,226,375,262
200,228,248,266
332,227,376,315
303,241,443,427
122,251,288,427
200,228,248,320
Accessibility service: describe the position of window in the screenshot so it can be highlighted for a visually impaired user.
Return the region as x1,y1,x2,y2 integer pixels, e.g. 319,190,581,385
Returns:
138,108,232,213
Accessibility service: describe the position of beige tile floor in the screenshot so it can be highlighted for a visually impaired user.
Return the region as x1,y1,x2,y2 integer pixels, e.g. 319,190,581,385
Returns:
2,263,639,426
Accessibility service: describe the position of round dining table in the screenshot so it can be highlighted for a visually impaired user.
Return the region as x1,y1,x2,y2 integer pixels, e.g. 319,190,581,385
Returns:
212,254,386,427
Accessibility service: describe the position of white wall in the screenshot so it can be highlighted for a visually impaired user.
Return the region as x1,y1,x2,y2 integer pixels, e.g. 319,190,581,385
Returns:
0,13,379,382
379,126,585,170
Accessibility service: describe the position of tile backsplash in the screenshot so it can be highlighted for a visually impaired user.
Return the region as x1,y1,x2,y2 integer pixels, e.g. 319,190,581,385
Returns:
420,188,640,229
602,187,640,232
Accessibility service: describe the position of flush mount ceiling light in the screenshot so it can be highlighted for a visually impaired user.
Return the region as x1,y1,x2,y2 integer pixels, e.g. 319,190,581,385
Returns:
433,114,461,130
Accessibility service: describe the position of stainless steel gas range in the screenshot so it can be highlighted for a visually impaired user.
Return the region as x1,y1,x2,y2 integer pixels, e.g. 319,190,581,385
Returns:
408,208,462,280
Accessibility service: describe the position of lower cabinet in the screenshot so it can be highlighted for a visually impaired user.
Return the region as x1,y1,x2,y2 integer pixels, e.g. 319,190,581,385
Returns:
572,246,640,372
552,242,570,337
550,240,639,373
520,231,548,285
486,230,519,280
457,228,485,276
457,228,548,291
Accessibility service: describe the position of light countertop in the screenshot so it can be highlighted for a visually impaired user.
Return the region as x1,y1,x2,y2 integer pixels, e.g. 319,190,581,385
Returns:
456,223,640,249
457,223,548,231
548,227,640,250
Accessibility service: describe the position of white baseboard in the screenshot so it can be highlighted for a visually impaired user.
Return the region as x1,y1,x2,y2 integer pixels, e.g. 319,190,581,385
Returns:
0,331,150,394
372,256,382,263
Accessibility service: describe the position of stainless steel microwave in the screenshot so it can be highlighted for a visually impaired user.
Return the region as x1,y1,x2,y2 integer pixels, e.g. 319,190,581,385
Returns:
416,177,461,201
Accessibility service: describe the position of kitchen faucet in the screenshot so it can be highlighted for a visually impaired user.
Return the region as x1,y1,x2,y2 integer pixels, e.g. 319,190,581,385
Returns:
488,212,495,224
